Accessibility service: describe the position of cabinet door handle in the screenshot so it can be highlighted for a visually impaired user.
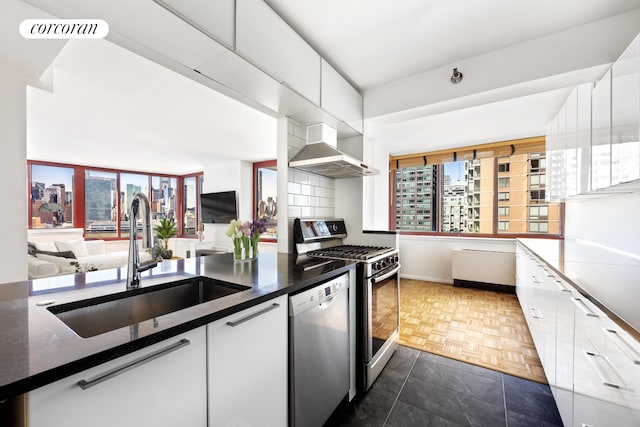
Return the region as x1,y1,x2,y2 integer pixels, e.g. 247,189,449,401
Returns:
605,328,640,365
584,351,624,389
530,275,540,284
226,303,280,327
555,280,572,293
530,307,544,319
572,297,599,317
77,339,190,390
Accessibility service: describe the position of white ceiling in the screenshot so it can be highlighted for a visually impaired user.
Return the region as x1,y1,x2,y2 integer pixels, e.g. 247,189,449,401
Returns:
20,0,640,171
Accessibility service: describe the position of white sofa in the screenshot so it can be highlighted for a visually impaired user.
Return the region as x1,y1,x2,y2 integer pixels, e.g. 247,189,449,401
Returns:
27,239,152,279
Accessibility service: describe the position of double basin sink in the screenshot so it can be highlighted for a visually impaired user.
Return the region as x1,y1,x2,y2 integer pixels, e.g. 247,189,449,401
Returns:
48,277,250,338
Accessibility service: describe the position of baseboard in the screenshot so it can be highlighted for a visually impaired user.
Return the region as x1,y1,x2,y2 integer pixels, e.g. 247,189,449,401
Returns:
453,279,516,294
399,273,453,285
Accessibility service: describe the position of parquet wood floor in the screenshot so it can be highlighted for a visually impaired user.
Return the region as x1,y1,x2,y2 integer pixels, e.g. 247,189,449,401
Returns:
398,279,548,384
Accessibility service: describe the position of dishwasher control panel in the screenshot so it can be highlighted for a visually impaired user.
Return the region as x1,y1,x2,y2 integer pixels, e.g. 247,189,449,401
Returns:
289,273,349,316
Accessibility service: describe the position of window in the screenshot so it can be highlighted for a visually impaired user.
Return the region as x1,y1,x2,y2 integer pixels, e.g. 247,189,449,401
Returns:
530,174,546,186
529,222,549,233
29,160,203,239
529,206,549,218
85,170,118,238
254,160,278,239
390,136,562,236
29,163,74,228
183,176,198,235
530,189,545,202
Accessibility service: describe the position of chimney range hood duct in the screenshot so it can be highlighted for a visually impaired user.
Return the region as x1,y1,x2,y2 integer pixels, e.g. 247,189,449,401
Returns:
288,123,379,179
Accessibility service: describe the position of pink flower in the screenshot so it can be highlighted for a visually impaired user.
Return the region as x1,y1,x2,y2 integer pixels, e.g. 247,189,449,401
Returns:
240,221,252,238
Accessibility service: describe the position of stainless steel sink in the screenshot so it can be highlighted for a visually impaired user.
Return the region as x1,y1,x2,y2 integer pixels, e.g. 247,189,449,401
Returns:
48,277,250,338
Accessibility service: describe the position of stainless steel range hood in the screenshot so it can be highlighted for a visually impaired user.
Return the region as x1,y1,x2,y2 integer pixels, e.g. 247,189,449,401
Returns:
289,124,379,178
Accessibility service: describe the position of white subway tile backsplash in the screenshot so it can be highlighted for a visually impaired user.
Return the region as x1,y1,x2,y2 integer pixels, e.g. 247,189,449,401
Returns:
288,206,302,218
294,194,308,206
315,207,334,217
308,173,320,187
288,182,301,194
287,119,335,220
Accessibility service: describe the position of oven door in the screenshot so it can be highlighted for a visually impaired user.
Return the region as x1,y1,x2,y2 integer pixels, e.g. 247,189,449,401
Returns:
363,264,400,389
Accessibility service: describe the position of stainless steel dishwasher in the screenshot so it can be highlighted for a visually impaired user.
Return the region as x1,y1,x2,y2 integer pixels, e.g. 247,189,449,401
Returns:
289,272,350,427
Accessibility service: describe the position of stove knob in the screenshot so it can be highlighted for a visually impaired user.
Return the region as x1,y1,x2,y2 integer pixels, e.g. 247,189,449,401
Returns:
393,255,399,263
380,259,388,269
374,262,382,271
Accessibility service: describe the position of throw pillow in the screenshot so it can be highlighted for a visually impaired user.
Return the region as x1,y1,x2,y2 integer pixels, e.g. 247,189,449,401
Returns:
34,241,57,252
54,239,89,258
28,242,38,256
37,250,76,259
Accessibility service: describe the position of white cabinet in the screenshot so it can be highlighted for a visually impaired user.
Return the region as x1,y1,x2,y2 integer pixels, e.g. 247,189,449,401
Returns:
576,82,592,194
208,294,288,427
28,327,207,427
516,242,640,427
321,60,363,133
154,0,236,49
611,34,640,186
236,0,321,105
591,69,612,191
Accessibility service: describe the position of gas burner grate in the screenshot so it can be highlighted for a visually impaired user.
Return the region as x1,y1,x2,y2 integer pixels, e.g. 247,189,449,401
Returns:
307,245,394,261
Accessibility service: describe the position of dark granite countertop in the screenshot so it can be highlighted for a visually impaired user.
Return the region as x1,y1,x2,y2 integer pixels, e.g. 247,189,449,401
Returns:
517,238,640,337
0,252,355,400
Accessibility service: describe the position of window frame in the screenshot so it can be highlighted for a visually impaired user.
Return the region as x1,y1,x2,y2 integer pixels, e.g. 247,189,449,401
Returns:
28,160,203,240
388,139,564,240
253,160,277,242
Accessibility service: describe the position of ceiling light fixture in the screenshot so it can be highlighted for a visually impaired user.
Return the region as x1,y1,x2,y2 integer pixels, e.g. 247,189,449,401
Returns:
450,68,463,84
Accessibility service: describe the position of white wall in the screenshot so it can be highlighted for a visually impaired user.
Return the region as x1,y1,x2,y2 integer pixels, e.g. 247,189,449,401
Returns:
565,191,640,257
399,235,516,283
201,159,253,249
1,66,28,284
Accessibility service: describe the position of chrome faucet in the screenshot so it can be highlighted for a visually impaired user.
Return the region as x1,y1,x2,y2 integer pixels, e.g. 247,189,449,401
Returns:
126,193,157,289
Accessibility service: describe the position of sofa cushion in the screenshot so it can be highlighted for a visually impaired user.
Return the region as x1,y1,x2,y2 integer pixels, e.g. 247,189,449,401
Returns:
54,239,89,258
36,250,76,259
84,240,106,256
34,253,77,274
34,241,57,252
28,255,60,278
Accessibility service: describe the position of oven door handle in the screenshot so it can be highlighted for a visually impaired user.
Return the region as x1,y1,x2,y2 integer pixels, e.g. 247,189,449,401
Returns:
371,264,401,284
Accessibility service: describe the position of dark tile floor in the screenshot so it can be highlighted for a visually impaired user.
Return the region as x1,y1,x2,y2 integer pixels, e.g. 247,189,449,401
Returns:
326,345,564,427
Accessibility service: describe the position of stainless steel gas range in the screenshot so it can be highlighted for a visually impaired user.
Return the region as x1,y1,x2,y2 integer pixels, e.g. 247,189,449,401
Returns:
293,218,400,394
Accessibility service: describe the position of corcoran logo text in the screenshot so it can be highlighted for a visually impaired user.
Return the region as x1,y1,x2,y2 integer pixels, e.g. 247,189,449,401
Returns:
20,19,109,39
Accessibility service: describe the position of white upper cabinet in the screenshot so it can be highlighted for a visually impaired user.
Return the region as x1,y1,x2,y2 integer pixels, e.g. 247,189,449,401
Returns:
577,82,592,194
321,60,364,133
236,0,321,105
591,69,612,190
564,87,579,197
154,0,236,49
32,0,229,70
611,34,640,186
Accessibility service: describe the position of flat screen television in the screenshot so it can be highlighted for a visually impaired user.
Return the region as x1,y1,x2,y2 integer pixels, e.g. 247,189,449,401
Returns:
200,191,238,224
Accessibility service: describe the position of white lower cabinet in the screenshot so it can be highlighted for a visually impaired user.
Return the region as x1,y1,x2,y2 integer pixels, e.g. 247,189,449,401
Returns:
28,327,207,427
207,294,288,427
516,242,640,427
